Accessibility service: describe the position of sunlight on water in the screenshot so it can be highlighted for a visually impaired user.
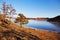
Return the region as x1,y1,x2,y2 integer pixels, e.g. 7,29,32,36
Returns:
24,20,60,32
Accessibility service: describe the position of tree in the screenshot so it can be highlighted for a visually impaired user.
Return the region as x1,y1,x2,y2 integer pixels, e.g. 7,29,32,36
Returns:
15,13,28,27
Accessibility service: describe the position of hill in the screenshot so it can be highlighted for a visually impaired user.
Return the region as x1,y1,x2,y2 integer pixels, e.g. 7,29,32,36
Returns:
47,15,60,22
0,17,60,40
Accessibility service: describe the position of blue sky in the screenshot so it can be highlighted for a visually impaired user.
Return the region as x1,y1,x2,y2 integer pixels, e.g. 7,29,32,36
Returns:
0,0,60,18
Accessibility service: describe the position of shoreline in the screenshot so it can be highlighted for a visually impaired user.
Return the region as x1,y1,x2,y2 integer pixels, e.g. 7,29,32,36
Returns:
0,20,60,40
19,26,60,40
21,25,60,33
15,22,60,33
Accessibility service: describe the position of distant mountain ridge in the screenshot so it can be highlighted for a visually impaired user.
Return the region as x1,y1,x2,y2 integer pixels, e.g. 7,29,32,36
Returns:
47,15,60,22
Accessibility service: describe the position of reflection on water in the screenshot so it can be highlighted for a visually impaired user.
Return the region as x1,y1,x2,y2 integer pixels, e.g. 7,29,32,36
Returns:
49,22,60,27
24,20,60,32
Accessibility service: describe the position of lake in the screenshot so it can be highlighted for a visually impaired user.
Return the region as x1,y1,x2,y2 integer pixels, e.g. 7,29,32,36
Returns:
23,20,60,32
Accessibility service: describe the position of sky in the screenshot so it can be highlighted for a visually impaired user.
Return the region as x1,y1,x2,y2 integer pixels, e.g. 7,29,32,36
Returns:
0,0,60,18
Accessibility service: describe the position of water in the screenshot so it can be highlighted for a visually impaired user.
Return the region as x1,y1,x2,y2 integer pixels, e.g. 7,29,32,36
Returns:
24,20,60,32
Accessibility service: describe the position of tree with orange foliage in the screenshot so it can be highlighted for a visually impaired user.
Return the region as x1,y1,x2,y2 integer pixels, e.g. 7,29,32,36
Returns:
15,13,28,26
